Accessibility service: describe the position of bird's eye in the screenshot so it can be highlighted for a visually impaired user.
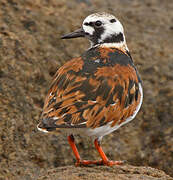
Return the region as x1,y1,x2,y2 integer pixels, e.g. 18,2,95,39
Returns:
95,20,102,27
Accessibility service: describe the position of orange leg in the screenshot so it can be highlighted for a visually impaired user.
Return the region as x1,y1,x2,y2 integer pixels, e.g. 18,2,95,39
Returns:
68,135,124,166
68,135,103,166
94,139,124,166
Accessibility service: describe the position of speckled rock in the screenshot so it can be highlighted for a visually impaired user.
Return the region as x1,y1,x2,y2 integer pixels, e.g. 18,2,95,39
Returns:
38,165,173,180
0,0,172,179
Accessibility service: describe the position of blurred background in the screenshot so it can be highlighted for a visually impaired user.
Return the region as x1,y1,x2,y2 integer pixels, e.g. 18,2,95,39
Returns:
0,0,172,179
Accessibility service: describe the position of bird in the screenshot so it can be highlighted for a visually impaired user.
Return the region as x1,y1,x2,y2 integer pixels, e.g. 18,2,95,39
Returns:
37,12,143,166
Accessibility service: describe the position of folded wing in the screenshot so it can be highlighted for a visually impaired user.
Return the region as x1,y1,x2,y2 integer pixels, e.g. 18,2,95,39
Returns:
38,49,142,132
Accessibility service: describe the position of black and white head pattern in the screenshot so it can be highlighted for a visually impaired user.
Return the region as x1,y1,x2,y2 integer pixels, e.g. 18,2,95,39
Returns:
82,12,128,49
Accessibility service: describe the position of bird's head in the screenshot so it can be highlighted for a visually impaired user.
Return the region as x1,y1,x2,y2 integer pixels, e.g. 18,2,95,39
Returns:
61,12,128,50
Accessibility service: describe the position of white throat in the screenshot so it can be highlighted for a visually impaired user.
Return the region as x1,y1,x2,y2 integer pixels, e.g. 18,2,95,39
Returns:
101,42,128,50
90,39,129,52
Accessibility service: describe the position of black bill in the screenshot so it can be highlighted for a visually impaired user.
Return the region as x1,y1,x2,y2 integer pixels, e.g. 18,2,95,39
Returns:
61,28,85,39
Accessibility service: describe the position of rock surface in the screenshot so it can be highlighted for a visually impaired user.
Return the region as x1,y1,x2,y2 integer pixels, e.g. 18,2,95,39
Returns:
38,165,173,180
0,0,173,179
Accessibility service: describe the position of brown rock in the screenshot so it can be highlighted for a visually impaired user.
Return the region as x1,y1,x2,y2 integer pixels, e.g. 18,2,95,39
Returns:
0,0,172,179
38,165,173,180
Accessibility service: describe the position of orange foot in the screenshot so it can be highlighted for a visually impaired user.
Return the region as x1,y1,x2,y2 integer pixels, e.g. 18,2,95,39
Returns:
75,159,124,166
75,159,103,166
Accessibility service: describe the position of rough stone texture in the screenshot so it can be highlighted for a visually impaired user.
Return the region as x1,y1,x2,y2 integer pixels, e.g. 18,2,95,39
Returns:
0,0,172,179
38,165,173,180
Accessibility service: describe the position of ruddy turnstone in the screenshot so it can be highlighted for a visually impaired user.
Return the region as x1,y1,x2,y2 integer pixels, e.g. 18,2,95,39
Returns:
37,12,143,166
